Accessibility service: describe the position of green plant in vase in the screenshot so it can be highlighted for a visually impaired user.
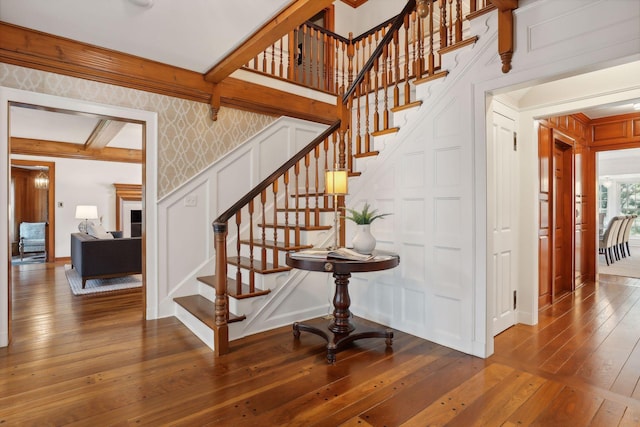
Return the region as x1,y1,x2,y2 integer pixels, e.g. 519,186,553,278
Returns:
345,203,391,254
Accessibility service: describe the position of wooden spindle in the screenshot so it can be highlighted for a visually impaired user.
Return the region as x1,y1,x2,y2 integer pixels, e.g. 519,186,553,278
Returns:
393,30,400,108
279,38,284,78
271,42,276,75
373,56,380,132
440,0,448,49
309,28,315,88
272,181,278,267
455,0,463,43
428,0,435,75
382,42,389,130
283,171,290,248
364,73,371,153
314,146,321,226
347,32,354,87
404,13,411,103
248,200,255,293
448,0,454,46
288,30,295,79
235,211,242,295
260,190,267,271
304,154,311,227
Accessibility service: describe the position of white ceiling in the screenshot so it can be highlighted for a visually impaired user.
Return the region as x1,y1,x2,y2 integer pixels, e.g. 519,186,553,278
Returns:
0,0,291,73
2,0,293,150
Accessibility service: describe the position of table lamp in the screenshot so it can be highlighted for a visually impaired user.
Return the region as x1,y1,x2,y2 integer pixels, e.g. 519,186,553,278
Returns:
75,205,99,233
325,167,348,249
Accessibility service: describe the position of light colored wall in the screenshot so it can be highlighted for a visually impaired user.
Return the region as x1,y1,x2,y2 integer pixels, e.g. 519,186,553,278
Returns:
11,154,141,258
0,64,276,198
334,0,404,38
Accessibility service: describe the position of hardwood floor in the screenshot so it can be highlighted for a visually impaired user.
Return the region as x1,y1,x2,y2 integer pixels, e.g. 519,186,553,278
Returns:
2,263,640,425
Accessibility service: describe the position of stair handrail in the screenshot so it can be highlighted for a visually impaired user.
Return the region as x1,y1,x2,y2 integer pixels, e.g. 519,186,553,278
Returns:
342,0,416,103
213,120,340,226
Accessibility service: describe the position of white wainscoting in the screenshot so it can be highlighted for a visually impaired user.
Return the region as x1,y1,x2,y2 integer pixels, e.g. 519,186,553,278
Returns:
156,117,327,317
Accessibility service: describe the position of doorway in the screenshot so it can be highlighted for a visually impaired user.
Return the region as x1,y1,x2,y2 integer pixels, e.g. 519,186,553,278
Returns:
1,87,159,348
10,159,56,263
552,138,574,300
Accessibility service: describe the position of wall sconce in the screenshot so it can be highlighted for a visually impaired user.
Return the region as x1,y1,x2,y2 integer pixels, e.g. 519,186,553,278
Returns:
75,205,99,233
416,0,430,18
325,167,349,249
34,170,49,190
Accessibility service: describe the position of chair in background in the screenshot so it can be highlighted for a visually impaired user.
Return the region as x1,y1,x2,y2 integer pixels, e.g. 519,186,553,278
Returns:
18,221,47,260
614,215,631,261
621,214,638,257
599,216,623,266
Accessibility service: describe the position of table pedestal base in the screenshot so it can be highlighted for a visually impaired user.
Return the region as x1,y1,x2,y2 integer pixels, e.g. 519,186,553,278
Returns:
293,320,393,364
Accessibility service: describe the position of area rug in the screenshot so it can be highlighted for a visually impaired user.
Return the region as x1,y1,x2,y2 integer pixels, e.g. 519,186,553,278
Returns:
599,253,640,279
64,264,142,295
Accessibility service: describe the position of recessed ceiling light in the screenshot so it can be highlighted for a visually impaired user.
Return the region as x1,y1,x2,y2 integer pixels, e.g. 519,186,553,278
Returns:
634,103,640,110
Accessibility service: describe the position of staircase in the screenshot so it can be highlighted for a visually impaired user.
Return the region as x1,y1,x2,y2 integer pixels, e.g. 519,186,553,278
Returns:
173,0,497,356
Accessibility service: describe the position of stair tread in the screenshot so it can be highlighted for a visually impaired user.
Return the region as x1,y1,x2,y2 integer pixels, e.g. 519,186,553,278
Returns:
228,256,292,274
197,275,272,299
354,151,380,159
276,207,334,212
239,239,313,251
391,100,422,113
174,295,245,327
371,127,400,137
257,223,331,231
414,70,449,85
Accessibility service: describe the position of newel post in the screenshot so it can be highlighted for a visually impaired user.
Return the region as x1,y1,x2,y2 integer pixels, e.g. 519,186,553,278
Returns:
213,221,229,356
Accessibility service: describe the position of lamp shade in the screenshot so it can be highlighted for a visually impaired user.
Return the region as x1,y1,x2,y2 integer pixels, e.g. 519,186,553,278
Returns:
75,205,99,220
325,169,348,195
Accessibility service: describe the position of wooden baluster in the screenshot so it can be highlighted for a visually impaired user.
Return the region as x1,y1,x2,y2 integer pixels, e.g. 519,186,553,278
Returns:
260,190,267,271
262,46,267,73
253,56,258,70
440,0,448,49
294,162,301,246
316,29,322,90
323,33,330,91
288,30,295,80
304,154,311,227
470,0,477,13
347,32,354,87
364,73,371,153
248,200,255,293
373,56,380,133
404,13,411,103
448,0,454,46
302,26,308,85
382,40,389,130
235,211,242,296
323,136,331,209
278,39,284,78
272,181,279,268
455,0,463,43
309,27,315,88
283,171,290,248
411,11,418,77
270,42,276,76
417,11,425,79
355,76,362,155
314,146,321,226
428,0,435,75
393,30,400,108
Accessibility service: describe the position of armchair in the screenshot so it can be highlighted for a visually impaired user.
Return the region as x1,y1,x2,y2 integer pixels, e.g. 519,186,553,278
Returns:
19,222,47,260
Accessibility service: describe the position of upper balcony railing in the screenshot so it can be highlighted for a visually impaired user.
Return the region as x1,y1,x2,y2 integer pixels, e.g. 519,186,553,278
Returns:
242,0,494,95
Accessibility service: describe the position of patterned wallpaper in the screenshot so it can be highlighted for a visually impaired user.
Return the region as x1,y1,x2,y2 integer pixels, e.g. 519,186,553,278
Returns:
0,63,277,198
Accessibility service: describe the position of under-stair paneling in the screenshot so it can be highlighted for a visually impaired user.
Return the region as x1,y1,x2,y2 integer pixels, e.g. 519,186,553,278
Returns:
157,117,327,317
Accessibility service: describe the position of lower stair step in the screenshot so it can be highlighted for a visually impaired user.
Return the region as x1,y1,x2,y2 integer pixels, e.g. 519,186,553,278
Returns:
197,275,271,299
174,295,245,328
227,256,292,274
239,239,312,251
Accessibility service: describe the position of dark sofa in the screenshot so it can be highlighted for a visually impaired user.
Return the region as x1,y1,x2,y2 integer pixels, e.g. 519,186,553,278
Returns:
70,232,142,288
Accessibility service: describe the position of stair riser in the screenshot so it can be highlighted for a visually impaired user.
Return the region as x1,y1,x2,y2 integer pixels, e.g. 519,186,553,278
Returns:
175,304,214,350
242,227,330,250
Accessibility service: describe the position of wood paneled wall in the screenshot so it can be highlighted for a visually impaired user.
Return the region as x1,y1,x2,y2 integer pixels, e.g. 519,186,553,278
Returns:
589,112,640,150
538,114,592,309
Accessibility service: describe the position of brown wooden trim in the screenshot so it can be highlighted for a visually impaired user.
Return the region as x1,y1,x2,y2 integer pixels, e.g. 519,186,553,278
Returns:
11,137,143,163
0,22,336,125
489,0,518,73
205,0,335,84
114,184,142,232
340,0,369,7
10,159,56,262
218,77,336,124
0,22,213,103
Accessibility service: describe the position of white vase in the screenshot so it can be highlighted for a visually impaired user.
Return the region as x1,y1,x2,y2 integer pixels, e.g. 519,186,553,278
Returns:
352,224,376,254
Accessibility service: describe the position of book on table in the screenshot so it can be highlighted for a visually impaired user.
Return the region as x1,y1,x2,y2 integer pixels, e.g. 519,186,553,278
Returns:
290,247,373,261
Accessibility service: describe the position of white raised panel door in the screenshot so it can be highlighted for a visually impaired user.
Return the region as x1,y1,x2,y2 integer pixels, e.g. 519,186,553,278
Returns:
489,111,518,336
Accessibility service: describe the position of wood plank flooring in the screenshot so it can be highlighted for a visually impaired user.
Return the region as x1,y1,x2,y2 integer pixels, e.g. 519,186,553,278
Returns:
2,262,640,425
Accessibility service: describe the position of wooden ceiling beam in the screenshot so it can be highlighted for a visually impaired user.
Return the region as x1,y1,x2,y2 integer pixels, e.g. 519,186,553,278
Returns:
11,137,142,163
205,0,334,84
85,120,127,150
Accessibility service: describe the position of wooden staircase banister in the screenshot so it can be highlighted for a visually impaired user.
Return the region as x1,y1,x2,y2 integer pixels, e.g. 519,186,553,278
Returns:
213,120,340,226
343,0,416,103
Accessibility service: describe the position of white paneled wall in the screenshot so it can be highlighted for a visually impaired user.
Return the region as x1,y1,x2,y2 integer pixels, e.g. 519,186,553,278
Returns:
156,117,327,317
